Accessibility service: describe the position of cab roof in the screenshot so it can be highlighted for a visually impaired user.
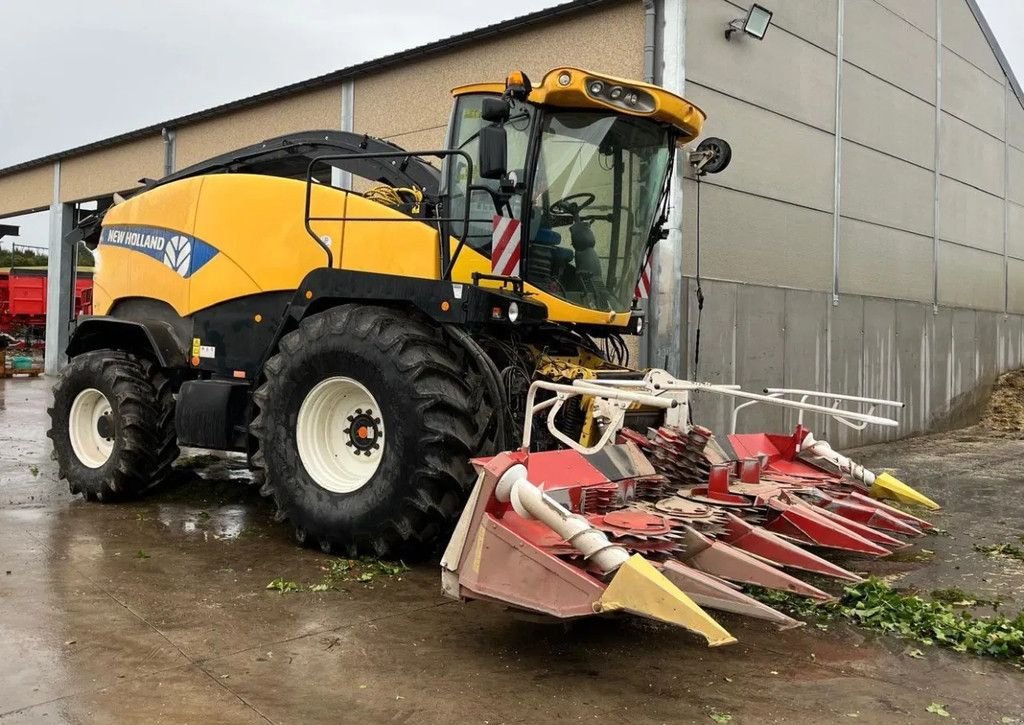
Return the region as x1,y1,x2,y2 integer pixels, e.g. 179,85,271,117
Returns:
452,67,705,142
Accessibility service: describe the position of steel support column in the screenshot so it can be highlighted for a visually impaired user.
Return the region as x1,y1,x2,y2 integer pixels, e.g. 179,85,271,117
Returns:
932,0,942,314
331,79,356,190
645,0,686,374
44,161,75,374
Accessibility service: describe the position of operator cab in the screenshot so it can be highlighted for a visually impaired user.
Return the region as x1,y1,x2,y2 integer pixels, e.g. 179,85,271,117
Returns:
444,68,705,316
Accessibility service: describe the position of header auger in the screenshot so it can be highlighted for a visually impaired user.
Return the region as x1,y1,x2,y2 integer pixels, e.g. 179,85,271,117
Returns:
47,65,939,648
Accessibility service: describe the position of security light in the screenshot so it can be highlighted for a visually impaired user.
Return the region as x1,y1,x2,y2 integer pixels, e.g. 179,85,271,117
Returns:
0,224,19,240
725,4,773,41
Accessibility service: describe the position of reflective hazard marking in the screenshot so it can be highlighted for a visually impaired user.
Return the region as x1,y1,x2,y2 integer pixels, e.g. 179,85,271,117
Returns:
491,215,522,278
635,249,653,300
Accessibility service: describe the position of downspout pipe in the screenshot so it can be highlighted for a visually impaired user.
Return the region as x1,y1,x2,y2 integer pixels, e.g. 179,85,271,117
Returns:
643,0,656,83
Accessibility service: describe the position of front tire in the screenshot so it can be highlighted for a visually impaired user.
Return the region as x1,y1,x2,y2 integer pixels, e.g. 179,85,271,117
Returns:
48,351,179,501
251,305,495,558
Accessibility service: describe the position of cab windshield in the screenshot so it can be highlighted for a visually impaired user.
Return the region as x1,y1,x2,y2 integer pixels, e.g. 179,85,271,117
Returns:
528,112,671,312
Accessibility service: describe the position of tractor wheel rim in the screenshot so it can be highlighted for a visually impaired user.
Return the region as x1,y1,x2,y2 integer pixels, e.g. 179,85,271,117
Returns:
68,388,114,469
296,376,385,494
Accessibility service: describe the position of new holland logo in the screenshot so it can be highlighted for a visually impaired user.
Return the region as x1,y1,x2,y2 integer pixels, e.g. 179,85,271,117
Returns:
163,235,192,275
100,225,218,279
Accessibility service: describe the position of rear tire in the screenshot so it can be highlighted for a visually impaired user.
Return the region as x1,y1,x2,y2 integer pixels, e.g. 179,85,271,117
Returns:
48,351,179,501
251,305,495,558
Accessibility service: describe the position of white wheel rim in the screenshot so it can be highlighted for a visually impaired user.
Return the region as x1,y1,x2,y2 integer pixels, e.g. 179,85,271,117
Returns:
68,388,114,469
296,376,385,494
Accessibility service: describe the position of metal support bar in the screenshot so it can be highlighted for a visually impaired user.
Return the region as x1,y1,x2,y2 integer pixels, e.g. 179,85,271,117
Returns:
1004,73,1010,316
831,0,845,306
731,388,904,433
44,161,75,374
932,0,942,314
646,0,686,374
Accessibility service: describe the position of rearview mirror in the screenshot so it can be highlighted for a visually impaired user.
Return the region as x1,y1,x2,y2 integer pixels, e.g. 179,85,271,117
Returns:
481,97,511,123
478,125,507,180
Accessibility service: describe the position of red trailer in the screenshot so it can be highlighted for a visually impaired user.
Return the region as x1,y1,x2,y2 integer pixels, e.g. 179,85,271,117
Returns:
0,266,93,336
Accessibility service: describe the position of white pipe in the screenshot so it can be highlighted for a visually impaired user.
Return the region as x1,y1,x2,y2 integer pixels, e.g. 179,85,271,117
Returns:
763,388,904,408
495,465,630,573
659,382,899,428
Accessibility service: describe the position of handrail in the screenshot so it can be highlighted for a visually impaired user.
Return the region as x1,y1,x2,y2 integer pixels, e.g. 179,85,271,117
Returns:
726,387,904,434
303,149,476,276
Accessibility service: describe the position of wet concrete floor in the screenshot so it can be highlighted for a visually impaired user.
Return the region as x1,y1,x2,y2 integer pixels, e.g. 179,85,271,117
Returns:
1,376,1023,724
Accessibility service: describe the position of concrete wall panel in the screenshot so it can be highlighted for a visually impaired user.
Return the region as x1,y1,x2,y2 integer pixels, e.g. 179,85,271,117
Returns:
828,296,864,448
60,135,164,203
842,64,935,169
976,310,999,389
681,181,833,292
940,47,1005,139
938,242,1005,310
997,314,1024,370
732,284,786,433
1009,201,1024,260
841,141,934,235
684,278,736,436
874,0,936,35
927,307,954,426
355,0,642,140
845,0,935,102
1007,147,1024,206
781,288,829,431
1009,258,1024,314
938,175,1005,253
940,0,1004,82
686,86,835,212
940,112,1004,196
685,0,835,131
1009,92,1024,151
838,218,933,302
0,164,52,218
175,86,342,169
862,298,898,441
895,300,931,435
950,307,978,410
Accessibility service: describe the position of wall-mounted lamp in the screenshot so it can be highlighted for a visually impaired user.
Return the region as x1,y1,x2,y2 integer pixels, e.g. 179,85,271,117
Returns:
725,4,773,41
0,224,19,241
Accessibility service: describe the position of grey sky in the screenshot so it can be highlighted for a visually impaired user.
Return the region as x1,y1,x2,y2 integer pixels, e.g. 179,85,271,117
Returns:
2,0,1022,247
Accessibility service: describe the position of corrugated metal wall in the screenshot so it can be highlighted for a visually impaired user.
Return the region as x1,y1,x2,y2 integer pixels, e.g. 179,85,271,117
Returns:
678,0,1024,444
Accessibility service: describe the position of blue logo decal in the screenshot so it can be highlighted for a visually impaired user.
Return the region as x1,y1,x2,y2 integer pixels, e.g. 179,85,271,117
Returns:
99,225,219,279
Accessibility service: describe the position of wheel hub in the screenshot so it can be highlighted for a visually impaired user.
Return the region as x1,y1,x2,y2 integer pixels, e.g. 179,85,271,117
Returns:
68,388,114,469
345,409,381,455
296,376,386,494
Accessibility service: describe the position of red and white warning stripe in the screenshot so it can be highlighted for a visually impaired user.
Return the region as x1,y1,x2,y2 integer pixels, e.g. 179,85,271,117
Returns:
491,215,522,278
634,249,653,299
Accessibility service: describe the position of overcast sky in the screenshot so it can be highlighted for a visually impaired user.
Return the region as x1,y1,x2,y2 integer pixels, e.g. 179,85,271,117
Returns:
2,0,1022,246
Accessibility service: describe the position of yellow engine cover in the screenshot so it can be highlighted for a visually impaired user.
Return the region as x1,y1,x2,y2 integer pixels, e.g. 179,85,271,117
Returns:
94,173,630,328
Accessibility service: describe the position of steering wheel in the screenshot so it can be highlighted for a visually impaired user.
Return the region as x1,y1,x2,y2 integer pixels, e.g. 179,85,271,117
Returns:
549,193,596,220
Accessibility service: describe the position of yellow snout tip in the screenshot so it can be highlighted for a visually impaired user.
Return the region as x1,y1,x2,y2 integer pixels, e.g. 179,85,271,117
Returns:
871,472,941,511
597,555,736,647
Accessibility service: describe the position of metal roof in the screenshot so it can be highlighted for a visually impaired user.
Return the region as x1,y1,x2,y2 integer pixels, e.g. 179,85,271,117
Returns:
0,0,1019,180
0,0,611,178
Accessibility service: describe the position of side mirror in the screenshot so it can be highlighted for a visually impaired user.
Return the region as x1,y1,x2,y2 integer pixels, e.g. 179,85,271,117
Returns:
478,125,507,180
481,97,511,123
